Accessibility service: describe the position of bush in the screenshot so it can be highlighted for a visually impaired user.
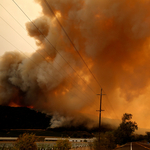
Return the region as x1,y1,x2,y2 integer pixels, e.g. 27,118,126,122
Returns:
13,133,37,150
91,132,116,150
56,139,71,150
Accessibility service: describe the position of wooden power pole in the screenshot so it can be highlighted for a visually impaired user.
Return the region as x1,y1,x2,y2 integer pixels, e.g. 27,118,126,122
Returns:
97,88,105,148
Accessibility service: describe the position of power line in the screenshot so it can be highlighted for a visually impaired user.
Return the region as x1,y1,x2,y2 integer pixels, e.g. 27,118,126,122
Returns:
0,15,94,103
1,31,117,123
0,4,25,30
44,0,103,89
12,0,98,97
103,89,121,121
11,0,120,120
0,4,97,103
0,35,60,84
0,34,96,105
0,16,36,51
43,0,121,120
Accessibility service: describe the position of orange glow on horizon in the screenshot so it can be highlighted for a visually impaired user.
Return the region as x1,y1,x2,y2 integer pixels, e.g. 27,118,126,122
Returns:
27,105,34,109
8,102,34,109
8,102,21,108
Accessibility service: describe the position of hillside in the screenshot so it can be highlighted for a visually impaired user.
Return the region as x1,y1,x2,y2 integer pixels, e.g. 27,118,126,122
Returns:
0,106,51,129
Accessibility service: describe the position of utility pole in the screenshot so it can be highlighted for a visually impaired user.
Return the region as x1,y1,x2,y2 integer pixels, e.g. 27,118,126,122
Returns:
97,88,105,148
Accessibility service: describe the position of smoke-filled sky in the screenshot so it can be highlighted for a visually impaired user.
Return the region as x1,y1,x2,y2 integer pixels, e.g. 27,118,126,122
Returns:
1,0,150,131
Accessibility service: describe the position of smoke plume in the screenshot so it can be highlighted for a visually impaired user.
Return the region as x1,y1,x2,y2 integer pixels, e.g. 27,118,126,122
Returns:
1,0,150,129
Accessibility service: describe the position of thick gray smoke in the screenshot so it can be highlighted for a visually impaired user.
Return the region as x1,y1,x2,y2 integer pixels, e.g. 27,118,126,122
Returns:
1,0,150,129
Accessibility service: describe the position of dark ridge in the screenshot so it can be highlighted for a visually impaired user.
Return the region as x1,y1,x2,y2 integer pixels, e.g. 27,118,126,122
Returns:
0,105,52,129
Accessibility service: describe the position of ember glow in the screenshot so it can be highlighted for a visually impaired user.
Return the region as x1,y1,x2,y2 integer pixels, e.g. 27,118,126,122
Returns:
1,0,150,129
8,102,22,108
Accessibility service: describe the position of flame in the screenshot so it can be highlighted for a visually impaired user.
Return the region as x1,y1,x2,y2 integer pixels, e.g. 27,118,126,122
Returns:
8,102,34,109
27,105,34,109
8,102,22,108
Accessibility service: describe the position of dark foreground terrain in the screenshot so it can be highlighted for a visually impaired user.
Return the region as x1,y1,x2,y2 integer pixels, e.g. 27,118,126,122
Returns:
0,106,113,138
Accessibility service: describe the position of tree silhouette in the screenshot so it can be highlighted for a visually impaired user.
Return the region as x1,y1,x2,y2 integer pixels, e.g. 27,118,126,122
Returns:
114,113,138,145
